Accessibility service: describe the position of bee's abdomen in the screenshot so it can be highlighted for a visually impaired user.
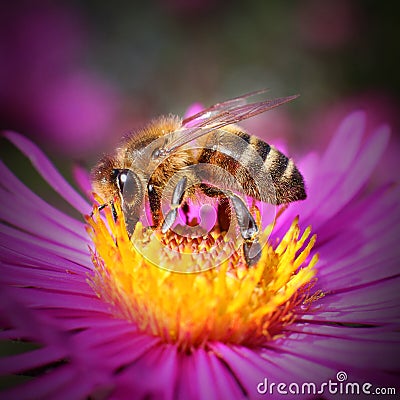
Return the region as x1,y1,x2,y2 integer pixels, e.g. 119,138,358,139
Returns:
238,133,306,204
199,130,306,204
262,146,307,203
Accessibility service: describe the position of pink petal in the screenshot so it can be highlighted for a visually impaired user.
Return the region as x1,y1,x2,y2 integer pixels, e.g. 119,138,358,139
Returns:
307,277,400,324
0,346,67,375
312,124,390,227
3,131,90,214
0,161,86,235
183,102,204,119
319,111,366,178
72,164,93,200
1,365,78,400
9,287,108,314
0,224,91,270
112,345,178,400
189,348,245,400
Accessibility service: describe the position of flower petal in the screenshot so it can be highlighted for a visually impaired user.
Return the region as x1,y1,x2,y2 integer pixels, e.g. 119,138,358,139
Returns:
3,131,90,214
111,345,178,400
0,224,90,270
312,124,390,228
72,164,93,200
305,277,400,325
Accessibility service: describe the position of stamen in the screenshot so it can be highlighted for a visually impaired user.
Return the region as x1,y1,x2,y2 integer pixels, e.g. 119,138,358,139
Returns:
87,200,320,350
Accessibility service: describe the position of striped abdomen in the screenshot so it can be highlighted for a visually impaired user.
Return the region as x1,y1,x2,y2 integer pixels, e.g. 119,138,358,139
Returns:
198,129,306,204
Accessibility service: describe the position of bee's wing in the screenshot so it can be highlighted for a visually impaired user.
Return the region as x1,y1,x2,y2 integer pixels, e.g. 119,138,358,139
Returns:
182,88,270,126
165,94,299,155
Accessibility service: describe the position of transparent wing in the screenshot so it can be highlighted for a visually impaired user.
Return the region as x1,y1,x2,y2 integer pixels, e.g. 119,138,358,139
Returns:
182,88,270,126
162,93,299,156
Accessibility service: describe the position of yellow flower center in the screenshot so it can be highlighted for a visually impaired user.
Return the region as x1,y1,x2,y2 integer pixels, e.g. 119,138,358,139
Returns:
86,201,320,351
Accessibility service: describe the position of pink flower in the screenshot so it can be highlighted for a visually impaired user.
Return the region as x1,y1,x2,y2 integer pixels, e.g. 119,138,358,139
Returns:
0,109,399,399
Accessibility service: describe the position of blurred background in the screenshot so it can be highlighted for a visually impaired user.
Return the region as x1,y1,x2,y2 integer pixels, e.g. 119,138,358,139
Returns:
1,0,399,209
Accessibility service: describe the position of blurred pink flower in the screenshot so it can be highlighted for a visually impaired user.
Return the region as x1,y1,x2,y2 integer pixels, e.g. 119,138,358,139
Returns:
33,72,120,156
0,1,121,157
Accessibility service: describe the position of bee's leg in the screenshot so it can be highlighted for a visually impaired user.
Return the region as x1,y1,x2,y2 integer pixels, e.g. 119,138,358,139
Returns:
242,240,262,266
229,194,262,266
199,184,258,239
148,182,161,227
110,202,118,220
161,176,188,234
228,194,258,240
199,184,261,266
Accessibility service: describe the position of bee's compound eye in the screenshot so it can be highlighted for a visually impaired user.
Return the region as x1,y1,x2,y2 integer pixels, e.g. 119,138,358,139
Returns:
113,169,130,192
118,172,127,190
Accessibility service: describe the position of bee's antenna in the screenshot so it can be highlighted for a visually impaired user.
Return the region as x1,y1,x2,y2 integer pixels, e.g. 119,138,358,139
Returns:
90,203,107,217
98,204,107,211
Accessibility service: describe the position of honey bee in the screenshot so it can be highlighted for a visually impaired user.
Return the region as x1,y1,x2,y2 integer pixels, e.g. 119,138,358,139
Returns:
91,90,306,266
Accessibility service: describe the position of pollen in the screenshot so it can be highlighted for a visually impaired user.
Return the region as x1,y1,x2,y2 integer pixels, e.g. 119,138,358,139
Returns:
86,201,320,351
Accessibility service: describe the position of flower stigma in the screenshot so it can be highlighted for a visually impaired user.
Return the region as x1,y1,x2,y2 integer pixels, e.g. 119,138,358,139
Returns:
86,200,320,351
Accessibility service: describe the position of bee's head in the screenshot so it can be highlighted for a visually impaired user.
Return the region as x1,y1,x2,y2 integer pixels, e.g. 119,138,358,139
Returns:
91,157,143,208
